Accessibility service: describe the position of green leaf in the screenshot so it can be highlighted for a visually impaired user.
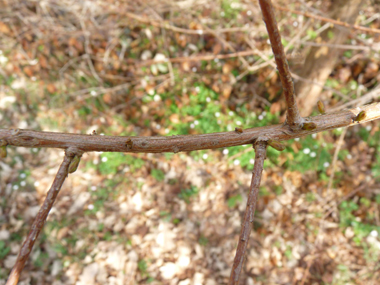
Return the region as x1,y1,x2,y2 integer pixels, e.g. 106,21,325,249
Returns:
227,194,242,208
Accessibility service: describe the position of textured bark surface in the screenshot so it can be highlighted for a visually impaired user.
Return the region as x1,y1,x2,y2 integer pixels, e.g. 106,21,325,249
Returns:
259,0,302,129
228,142,267,285
295,0,364,116
6,154,73,285
1,102,380,153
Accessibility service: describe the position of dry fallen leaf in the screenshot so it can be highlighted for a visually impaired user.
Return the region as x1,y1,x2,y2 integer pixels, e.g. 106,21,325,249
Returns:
46,83,56,94
23,66,34,77
169,114,180,124
0,21,10,34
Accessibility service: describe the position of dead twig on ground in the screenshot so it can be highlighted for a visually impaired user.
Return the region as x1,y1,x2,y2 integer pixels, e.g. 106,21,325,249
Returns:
122,11,256,35
134,50,260,66
331,85,380,111
275,5,380,35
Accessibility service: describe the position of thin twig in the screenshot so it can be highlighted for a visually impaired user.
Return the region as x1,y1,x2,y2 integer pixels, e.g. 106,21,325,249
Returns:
300,251,317,285
5,149,79,285
258,0,302,129
78,15,103,84
297,40,376,51
199,23,250,69
229,141,267,284
323,184,366,220
291,73,351,101
122,11,255,35
316,184,367,250
275,5,380,35
135,50,259,66
243,32,351,101
236,20,313,81
327,128,347,191
1,102,380,153
331,85,380,111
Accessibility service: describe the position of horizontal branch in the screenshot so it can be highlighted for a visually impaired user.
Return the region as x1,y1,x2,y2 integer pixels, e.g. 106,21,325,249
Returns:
0,103,379,153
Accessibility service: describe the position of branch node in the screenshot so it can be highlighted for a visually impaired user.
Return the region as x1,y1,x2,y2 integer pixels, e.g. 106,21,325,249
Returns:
172,146,180,153
9,128,20,136
125,138,133,150
0,145,7,158
302,122,317,131
317,100,326,114
354,110,367,122
267,140,286,151
65,147,83,157
68,155,81,174
0,140,8,158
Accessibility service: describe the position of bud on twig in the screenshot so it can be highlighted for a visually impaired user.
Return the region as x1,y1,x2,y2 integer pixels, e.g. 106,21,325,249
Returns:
68,155,81,173
0,146,7,158
317,100,325,114
354,111,366,122
267,140,286,151
302,122,317,130
0,140,8,158
126,138,133,150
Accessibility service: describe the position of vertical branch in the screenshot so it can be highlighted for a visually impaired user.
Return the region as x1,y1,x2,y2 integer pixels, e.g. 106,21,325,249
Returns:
6,152,75,285
229,141,267,284
258,0,302,128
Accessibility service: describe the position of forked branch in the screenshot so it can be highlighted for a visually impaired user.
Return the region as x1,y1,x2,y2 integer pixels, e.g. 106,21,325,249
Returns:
229,141,267,284
258,0,302,129
5,149,79,285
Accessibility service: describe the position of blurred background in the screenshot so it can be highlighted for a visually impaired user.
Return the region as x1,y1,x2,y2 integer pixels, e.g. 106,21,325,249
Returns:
1,0,380,284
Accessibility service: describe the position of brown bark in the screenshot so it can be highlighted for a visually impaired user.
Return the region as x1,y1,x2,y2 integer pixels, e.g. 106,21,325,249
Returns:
1,102,379,153
6,152,75,285
295,0,364,116
259,0,302,129
229,141,267,284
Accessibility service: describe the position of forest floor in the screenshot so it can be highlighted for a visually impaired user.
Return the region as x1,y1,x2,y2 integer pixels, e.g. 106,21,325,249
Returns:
1,0,380,284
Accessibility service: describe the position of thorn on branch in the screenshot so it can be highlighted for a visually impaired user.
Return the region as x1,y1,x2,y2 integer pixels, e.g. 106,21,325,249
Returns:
267,140,286,151
317,100,326,114
302,122,317,131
